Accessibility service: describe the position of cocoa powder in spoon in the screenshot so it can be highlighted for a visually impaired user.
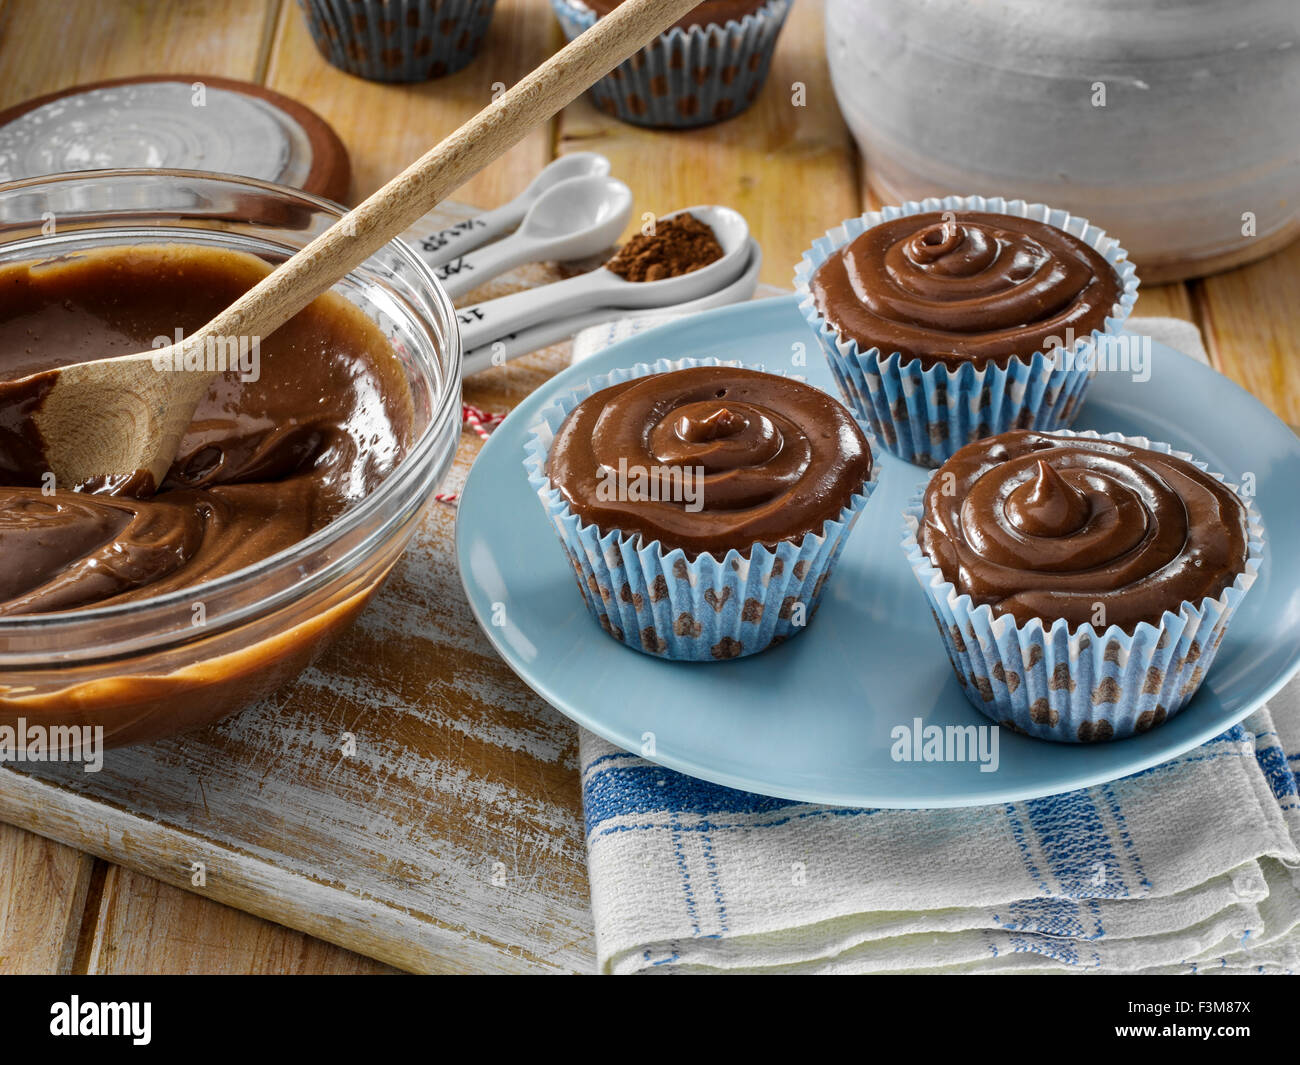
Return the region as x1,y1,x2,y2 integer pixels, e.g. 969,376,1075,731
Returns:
605,212,724,282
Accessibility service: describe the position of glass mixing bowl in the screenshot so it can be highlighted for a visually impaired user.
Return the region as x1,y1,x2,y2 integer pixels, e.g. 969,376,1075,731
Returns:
0,170,461,747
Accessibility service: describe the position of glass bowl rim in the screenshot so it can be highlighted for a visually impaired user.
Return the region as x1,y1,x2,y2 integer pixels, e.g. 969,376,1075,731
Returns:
0,167,463,636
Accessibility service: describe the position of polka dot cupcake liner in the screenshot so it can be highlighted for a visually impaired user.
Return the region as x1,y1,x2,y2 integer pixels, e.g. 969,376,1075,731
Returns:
900,431,1265,743
523,357,877,662
549,0,791,129
298,0,497,83
794,196,1140,468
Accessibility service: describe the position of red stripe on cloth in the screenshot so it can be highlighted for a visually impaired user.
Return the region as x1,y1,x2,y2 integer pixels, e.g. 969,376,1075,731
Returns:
437,402,508,506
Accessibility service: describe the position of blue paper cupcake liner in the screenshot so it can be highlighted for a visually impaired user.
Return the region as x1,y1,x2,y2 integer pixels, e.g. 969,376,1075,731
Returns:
299,0,497,83
900,431,1265,743
550,0,790,129
794,195,1140,468
523,357,877,661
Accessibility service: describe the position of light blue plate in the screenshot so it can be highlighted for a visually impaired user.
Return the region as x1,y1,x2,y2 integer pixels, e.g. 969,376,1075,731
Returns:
456,295,1300,807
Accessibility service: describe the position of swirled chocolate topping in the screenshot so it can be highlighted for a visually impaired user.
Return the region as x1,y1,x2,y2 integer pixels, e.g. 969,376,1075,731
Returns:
547,366,872,557
811,212,1123,370
575,0,769,33
919,430,1250,631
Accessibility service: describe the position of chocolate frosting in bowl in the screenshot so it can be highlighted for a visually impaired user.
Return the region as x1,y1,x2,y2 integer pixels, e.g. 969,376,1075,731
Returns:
811,211,1122,370
546,365,872,557
919,430,1250,632
0,244,413,616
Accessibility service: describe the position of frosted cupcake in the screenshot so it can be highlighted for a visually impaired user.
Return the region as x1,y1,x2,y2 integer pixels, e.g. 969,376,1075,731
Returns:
795,196,1139,467
902,429,1264,742
550,0,791,128
299,0,497,83
524,359,876,660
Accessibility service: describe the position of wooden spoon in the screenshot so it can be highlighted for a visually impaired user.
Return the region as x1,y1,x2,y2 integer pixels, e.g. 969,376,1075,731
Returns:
15,0,701,493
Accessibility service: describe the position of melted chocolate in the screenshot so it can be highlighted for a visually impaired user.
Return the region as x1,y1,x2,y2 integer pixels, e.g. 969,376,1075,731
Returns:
546,365,872,557
811,211,1122,370
574,0,769,33
0,369,54,487
0,245,413,616
919,430,1250,631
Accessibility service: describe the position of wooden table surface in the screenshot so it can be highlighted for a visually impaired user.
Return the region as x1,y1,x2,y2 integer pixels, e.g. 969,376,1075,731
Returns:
0,0,1296,975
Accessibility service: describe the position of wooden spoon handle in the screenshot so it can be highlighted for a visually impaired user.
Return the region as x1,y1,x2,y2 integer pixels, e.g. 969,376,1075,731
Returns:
203,0,700,344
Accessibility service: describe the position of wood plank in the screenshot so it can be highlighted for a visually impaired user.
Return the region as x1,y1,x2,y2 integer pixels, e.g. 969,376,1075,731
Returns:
1132,283,1195,323
0,822,94,973
77,867,397,974
0,0,277,106
556,0,858,288
265,0,559,204
1193,240,1300,424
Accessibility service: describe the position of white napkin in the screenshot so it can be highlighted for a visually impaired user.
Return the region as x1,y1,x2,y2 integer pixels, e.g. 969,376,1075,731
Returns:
571,315,1300,974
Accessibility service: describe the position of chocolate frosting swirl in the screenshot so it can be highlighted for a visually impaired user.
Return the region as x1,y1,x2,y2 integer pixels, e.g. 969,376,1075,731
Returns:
547,366,872,557
919,430,1250,631
811,211,1122,370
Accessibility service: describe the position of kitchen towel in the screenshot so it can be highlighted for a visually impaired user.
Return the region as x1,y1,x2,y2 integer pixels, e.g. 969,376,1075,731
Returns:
570,314,1300,974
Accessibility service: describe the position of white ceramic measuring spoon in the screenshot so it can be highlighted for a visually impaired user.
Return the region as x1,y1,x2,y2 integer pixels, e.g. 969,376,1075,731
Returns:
461,237,763,373
455,205,750,353
435,174,632,300
415,152,611,268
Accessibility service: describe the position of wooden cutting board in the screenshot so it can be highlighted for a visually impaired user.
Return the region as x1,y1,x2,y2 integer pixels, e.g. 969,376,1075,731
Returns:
0,203,604,975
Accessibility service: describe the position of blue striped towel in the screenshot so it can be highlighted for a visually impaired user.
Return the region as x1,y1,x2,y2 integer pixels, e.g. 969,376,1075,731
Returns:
571,316,1300,974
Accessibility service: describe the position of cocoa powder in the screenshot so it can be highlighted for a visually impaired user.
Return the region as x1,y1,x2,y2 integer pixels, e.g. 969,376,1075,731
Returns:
605,213,724,283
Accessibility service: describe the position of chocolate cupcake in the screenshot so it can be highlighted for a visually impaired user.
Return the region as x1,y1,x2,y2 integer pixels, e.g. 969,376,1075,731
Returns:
299,0,497,83
550,0,790,129
795,196,1139,467
524,358,877,660
901,429,1264,742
